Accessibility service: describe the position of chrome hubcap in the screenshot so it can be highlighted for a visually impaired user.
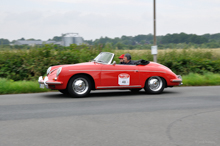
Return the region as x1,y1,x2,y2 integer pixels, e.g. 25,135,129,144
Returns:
72,78,88,95
148,77,163,92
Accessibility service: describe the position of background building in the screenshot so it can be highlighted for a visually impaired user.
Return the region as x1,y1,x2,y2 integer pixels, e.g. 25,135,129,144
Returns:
13,40,61,46
13,33,84,46
61,33,84,46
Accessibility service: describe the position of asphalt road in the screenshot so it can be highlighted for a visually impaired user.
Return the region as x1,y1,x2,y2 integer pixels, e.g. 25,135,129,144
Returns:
0,86,220,146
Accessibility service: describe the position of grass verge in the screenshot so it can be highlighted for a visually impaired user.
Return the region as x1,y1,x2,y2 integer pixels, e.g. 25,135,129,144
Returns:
182,72,220,86
0,78,50,94
1,73,220,94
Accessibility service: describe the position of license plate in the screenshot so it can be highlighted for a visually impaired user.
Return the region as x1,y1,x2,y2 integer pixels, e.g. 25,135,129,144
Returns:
40,84,45,89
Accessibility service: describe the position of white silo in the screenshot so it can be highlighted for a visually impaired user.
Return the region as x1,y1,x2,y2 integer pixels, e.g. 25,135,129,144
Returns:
62,33,84,46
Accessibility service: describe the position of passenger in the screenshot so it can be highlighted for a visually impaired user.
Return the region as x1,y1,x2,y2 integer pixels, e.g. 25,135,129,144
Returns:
123,53,134,65
118,54,125,64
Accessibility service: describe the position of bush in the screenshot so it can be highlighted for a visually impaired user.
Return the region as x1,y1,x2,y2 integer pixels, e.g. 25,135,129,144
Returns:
159,49,220,75
1,46,220,81
0,44,99,81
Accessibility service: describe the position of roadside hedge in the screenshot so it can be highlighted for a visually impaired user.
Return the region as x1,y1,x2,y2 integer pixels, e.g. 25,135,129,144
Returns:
158,49,220,75
0,44,100,81
0,45,220,81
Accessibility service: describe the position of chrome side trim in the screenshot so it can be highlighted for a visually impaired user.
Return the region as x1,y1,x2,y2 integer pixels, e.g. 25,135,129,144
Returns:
69,70,100,72
103,70,131,71
69,70,137,72
69,70,166,73
139,70,166,73
97,85,142,89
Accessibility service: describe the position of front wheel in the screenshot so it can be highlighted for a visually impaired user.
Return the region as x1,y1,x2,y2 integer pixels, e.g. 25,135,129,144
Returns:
67,75,91,97
144,76,165,94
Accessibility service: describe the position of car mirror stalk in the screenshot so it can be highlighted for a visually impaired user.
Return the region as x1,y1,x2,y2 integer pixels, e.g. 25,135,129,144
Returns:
112,61,116,65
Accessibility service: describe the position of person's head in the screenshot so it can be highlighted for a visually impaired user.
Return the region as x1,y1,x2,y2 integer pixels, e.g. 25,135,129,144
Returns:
118,54,125,63
123,53,131,63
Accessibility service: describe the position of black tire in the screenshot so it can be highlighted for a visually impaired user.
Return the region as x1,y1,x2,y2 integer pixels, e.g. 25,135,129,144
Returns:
129,88,142,93
144,76,165,94
67,75,91,97
58,89,69,95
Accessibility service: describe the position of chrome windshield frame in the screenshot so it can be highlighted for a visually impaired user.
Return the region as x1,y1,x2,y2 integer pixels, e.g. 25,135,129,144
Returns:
93,52,115,64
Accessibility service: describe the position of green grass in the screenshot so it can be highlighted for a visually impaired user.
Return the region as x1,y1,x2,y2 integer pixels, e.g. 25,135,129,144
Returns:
0,78,50,94
182,72,220,86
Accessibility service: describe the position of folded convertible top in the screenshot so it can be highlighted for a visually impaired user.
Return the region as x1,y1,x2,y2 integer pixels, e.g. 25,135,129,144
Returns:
134,59,150,65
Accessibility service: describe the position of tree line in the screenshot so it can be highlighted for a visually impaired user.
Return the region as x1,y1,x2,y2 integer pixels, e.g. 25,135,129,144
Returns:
1,32,220,49
85,32,220,45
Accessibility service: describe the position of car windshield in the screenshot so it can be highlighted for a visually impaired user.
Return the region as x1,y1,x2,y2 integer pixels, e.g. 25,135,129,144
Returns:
93,52,114,64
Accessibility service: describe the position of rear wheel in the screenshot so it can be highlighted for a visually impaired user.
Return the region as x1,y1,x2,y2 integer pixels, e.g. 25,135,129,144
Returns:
67,75,91,97
144,76,165,94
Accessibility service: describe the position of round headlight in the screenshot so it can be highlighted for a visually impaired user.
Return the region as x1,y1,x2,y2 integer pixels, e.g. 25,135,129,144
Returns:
46,67,52,75
56,67,62,76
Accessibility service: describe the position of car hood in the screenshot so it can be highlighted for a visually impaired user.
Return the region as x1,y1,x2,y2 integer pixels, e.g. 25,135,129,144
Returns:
52,62,95,68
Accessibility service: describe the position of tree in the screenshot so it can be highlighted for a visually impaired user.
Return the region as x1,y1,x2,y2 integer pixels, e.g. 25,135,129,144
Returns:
0,38,10,45
115,42,124,50
160,33,208,44
27,38,36,41
51,36,62,42
19,38,25,40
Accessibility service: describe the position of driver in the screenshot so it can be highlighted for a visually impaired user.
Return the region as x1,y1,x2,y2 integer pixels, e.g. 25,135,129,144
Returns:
119,54,125,64
123,53,134,65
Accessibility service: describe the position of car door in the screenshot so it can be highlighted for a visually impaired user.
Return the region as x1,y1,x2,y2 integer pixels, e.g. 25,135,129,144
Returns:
100,64,140,88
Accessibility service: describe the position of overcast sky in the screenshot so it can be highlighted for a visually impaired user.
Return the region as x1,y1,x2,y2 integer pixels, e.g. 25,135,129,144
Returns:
1,0,220,41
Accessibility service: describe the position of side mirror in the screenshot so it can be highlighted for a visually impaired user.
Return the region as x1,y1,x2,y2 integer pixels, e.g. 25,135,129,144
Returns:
112,61,116,65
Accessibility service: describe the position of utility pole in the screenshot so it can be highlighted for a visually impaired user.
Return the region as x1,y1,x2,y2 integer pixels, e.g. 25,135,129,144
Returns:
152,0,157,62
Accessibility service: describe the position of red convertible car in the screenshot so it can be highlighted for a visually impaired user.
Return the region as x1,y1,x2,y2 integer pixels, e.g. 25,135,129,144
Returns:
38,52,182,97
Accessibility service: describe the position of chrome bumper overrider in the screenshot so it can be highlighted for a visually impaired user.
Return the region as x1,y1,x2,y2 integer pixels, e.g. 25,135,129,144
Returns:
38,76,49,89
38,76,63,89
171,75,183,85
